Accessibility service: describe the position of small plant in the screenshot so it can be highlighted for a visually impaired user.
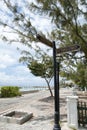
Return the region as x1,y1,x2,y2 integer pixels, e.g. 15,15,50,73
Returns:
1,86,21,97
70,126,77,130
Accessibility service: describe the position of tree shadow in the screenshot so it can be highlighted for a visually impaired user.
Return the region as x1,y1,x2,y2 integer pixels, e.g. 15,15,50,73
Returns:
31,104,50,111
60,114,67,122
39,96,66,104
60,97,66,107
33,114,54,122
39,96,54,103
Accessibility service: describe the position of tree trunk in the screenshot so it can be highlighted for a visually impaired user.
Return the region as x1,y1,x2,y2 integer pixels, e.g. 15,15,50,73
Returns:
45,78,53,97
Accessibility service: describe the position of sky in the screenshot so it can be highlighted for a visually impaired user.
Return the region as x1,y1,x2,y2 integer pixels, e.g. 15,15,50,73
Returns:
0,0,54,87
0,0,85,88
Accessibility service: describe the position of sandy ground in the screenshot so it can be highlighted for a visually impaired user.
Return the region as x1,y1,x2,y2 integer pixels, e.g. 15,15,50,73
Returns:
0,88,74,130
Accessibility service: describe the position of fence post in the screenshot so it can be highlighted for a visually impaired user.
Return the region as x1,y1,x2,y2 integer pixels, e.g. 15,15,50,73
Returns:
67,96,78,129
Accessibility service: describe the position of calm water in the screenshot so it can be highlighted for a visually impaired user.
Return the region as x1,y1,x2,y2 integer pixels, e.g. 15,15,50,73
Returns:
19,86,49,91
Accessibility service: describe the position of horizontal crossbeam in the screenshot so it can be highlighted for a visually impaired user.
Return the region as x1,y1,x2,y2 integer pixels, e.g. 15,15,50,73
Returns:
36,34,53,48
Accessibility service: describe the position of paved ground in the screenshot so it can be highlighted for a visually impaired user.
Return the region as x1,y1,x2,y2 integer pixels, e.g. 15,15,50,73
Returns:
0,88,84,130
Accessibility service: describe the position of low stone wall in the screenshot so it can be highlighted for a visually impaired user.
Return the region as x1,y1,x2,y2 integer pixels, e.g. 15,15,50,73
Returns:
0,111,33,124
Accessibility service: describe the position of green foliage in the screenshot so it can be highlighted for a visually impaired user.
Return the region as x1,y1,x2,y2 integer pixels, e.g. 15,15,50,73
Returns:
0,0,87,59
60,61,87,90
28,55,54,96
29,61,45,76
30,0,87,58
1,86,21,97
72,62,87,90
28,55,53,78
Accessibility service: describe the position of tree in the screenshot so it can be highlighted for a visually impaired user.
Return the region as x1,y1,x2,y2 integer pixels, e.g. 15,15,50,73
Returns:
27,55,54,96
19,46,54,96
0,0,38,53
30,0,87,59
0,0,87,58
0,0,87,89
29,0,87,89
60,60,87,90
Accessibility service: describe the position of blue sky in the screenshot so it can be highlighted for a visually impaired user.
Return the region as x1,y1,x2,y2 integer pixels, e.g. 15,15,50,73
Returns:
0,0,54,87
0,39,53,87
0,0,85,88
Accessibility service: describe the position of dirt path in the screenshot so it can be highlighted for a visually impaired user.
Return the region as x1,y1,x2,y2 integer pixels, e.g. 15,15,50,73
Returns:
0,89,72,130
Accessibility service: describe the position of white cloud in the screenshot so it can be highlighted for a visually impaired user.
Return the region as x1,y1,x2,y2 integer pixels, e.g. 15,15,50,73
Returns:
0,72,9,80
0,66,47,87
0,54,16,65
0,0,53,88
0,64,6,69
0,40,48,87
31,14,53,34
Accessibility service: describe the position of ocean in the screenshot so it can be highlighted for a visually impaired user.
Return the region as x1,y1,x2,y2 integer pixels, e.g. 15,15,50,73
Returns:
19,86,49,92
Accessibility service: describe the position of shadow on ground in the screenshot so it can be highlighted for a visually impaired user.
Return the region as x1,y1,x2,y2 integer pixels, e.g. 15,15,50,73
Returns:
39,96,54,103
30,115,54,126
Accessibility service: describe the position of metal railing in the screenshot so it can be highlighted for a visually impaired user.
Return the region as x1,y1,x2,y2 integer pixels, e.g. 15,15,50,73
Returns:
77,101,87,127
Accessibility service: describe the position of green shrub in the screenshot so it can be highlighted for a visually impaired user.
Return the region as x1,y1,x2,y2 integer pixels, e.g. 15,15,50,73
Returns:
1,86,21,97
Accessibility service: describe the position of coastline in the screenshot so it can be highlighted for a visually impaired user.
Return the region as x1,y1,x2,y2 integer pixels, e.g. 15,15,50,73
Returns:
21,90,39,94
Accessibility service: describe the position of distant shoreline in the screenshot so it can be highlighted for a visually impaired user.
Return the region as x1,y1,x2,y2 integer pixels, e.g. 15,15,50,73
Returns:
19,86,51,92
21,90,39,94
